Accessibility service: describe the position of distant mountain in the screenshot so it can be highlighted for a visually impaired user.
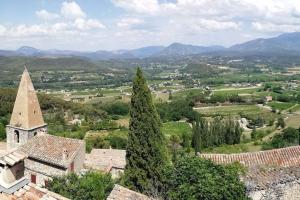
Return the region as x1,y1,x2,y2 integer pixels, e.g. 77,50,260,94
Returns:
230,32,300,52
153,43,225,57
16,46,41,56
3,32,300,60
127,46,164,58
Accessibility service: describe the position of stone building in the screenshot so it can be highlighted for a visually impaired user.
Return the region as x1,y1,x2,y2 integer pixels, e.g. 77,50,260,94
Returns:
200,146,300,200
6,67,47,150
85,149,126,178
0,151,69,199
6,68,85,187
17,134,85,186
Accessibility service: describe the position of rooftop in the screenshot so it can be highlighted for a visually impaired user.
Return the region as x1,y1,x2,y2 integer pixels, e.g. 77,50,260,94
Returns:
9,68,45,130
18,134,84,168
107,184,153,200
200,146,300,168
0,182,69,200
85,149,126,172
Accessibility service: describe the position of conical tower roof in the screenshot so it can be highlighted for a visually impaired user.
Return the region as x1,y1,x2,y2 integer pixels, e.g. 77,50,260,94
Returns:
9,67,45,129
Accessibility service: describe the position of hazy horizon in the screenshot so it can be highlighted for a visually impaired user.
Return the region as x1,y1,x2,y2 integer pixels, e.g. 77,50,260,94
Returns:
1,0,300,51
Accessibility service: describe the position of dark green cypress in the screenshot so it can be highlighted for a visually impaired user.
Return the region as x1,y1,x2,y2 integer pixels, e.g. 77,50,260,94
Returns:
192,118,201,154
124,67,168,196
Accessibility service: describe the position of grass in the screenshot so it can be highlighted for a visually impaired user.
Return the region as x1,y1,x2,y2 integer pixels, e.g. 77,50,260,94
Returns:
290,104,300,112
286,114,300,128
213,88,258,96
267,101,295,111
194,104,263,116
203,142,262,154
161,121,192,138
173,88,203,98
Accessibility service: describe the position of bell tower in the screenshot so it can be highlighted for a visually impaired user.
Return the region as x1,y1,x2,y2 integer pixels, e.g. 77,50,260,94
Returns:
6,67,47,150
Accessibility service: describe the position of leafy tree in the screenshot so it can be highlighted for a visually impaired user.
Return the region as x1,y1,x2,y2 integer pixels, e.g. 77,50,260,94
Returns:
46,172,113,200
124,68,168,196
163,156,249,200
0,122,5,140
103,102,129,116
277,117,285,129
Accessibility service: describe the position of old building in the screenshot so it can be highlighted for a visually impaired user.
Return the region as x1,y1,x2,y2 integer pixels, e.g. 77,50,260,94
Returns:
6,67,47,150
6,68,85,187
107,184,153,200
17,134,85,186
85,149,126,178
200,146,300,200
0,152,69,200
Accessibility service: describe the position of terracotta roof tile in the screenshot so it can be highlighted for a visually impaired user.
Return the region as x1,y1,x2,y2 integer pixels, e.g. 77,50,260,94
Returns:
18,134,84,168
200,146,300,168
1,182,69,200
85,149,126,171
107,184,154,200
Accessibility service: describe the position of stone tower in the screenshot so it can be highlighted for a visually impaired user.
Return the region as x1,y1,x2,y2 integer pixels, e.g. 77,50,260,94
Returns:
6,67,47,150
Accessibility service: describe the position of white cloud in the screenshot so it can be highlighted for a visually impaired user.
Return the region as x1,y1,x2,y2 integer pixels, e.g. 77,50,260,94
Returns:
112,0,160,14
36,10,59,21
252,21,300,33
74,18,105,30
0,24,7,36
117,18,144,28
193,19,239,31
61,1,86,19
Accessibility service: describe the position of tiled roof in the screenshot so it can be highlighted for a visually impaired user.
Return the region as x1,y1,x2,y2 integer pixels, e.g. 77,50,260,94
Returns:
200,146,300,168
107,184,153,200
18,134,84,168
243,166,300,191
85,149,126,172
0,151,27,166
0,182,69,200
9,68,45,130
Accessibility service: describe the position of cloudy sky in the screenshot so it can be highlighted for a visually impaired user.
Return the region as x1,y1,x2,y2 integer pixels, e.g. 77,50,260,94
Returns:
1,0,300,51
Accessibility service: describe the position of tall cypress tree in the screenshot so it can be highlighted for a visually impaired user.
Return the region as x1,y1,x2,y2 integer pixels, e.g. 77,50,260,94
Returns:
124,67,167,196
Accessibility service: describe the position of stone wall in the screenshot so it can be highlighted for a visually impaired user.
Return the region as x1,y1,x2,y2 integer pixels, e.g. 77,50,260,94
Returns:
248,180,300,200
68,141,85,173
24,158,66,186
6,125,47,150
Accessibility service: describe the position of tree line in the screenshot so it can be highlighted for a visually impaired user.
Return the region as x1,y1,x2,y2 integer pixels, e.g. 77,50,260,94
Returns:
192,116,242,153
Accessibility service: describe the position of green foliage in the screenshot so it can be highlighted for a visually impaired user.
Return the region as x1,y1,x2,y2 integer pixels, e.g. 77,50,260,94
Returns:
0,122,6,140
262,127,299,150
124,68,168,196
85,130,128,152
46,172,114,200
102,101,129,116
156,99,197,122
192,117,242,150
277,117,285,128
163,156,249,200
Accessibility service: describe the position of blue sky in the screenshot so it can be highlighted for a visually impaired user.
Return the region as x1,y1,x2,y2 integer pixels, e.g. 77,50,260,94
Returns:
1,0,300,51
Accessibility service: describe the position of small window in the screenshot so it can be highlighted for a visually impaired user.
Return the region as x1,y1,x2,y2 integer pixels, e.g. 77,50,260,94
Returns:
14,130,20,143
31,174,36,184
34,132,37,136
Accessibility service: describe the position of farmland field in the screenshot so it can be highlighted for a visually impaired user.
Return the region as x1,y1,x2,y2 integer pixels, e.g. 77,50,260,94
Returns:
267,101,295,111
194,104,264,116
161,121,192,138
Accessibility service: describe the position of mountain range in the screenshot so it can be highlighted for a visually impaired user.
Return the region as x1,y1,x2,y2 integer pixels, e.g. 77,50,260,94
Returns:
2,32,300,60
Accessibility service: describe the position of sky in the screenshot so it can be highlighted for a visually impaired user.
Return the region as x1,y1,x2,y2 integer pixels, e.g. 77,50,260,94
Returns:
1,0,300,51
